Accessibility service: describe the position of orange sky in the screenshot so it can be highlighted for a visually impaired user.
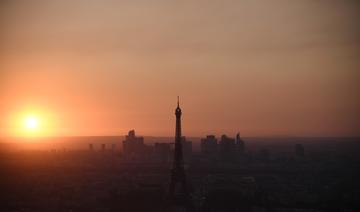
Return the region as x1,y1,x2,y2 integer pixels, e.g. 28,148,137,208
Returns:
1,0,359,137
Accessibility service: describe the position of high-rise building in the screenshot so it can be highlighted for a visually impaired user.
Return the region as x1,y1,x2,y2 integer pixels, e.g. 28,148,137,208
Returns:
168,97,192,209
122,130,146,160
201,135,218,156
181,136,192,163
219,134,236,161
235,132,245,154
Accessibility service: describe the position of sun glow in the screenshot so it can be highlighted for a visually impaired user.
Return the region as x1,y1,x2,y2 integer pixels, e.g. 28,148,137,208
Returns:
24,116,39,130
17,113,46,137
8,108,58,137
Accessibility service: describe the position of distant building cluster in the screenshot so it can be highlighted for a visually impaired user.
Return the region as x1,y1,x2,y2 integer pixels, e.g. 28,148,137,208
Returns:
86,130,305,165
121,130,192,164
88,143,117,152
119,130,249,165
201,132,246,162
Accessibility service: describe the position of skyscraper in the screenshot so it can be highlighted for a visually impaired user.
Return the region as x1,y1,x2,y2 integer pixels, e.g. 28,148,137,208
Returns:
122,130,146,160
181,136,193,164
201,135,218,156
219,134,236,161
235,132,245,154
168,97,192,209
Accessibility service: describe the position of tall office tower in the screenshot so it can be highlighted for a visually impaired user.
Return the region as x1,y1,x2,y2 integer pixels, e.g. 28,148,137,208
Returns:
219,134,236,161
235,132,245,154
181,136,193,163
201,135,218,156
122,129,146,160
168,97,192,209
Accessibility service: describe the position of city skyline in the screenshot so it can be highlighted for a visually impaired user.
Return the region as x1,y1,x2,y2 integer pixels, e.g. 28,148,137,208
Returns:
1,1,360,212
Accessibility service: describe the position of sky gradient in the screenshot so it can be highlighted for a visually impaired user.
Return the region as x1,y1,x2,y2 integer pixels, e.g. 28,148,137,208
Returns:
1,0,360,137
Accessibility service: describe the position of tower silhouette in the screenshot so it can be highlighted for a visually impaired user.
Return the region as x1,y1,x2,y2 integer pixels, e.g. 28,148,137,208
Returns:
168,97,191,208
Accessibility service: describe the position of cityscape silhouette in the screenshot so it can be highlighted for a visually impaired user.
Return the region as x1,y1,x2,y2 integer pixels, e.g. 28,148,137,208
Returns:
1,1,360,212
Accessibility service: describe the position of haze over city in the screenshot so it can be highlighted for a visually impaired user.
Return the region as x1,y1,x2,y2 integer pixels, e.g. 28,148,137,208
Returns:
1,0,359,138
2,1,360,212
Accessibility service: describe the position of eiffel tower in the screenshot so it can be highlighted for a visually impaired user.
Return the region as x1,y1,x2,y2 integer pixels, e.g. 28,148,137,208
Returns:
168,97,192,210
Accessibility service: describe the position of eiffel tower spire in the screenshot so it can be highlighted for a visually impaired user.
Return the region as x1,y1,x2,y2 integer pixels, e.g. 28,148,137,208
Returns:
168,97,192,208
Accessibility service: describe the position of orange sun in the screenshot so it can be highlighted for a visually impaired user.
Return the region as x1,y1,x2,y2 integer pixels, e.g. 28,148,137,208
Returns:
9,109,55,137
24,115,40,131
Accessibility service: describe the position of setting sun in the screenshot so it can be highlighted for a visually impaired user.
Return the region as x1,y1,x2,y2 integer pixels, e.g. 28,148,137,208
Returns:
24,115,40,132
7,109,57,137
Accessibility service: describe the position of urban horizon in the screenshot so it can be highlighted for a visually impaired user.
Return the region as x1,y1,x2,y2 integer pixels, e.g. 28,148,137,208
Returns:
1,1,359,211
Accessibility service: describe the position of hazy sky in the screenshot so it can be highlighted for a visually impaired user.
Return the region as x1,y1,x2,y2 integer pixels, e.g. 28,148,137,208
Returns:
1,0,359,137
